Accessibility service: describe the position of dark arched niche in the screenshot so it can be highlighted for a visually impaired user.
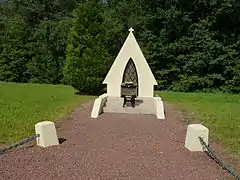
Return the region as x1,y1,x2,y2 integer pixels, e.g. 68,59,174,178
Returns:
122,58,138,96
122,58,138,84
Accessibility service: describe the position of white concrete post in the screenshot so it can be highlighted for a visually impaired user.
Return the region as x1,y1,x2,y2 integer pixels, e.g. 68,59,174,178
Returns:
184,124,209,152
35,121,59,147
153,96,165,120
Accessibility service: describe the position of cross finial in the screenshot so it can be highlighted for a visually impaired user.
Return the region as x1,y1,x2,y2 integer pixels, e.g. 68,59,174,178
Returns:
129,27,134,32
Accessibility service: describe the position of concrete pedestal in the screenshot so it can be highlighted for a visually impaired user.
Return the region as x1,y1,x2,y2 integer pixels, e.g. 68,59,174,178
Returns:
185,124,209,152
35,121,59,147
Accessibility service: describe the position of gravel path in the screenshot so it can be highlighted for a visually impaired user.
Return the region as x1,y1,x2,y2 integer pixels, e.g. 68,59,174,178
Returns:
0,101,233,180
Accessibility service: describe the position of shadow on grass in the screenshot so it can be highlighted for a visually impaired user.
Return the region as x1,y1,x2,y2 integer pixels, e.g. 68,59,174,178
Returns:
74,85,107,97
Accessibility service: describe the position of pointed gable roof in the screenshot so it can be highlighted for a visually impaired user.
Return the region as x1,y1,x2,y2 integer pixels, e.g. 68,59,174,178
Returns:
103,28,157,85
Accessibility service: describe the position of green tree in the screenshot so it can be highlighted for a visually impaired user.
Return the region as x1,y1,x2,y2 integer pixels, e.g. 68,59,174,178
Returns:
0,15,31,82
28,18,72,84
1,0,240,93
64,0,111,94
0,0,77,84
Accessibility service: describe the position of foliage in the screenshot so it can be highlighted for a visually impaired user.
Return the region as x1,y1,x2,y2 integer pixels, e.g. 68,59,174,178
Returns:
0,0,76,84
63,0,111,94
0,81,92,145
0,15,31,82
28,18,72,84
0,0,240,94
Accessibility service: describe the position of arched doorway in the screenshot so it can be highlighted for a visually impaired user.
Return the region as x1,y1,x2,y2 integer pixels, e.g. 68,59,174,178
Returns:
122,58,138,96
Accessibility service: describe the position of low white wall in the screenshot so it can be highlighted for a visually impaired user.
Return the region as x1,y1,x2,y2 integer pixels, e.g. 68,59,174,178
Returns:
153,96,165,119
91,93,108,118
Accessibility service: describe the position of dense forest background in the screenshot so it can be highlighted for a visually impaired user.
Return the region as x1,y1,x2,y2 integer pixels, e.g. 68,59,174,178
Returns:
0,0,240,94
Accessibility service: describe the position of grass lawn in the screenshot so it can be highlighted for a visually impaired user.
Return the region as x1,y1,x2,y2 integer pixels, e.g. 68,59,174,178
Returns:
157,91,240,156
0,82,92,145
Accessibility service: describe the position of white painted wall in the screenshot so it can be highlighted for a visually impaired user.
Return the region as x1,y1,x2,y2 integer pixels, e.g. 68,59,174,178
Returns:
103,29,157,98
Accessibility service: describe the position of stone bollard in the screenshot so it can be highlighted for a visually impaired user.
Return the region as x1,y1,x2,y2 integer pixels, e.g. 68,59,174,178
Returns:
184,124,209,152
35,121,59,147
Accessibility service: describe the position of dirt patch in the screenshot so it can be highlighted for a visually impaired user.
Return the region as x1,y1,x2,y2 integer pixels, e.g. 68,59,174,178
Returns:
0,101,235,180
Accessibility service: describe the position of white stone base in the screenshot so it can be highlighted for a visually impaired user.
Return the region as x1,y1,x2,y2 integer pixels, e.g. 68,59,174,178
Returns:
153,96,165,120
104,97,156,115
184,124,209,152
91,93,108,118
35,121,59,147
102,96,165,120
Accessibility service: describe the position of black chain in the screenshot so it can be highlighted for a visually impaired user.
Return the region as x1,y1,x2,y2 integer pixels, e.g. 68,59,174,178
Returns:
198,137,240,180
0,134,40,155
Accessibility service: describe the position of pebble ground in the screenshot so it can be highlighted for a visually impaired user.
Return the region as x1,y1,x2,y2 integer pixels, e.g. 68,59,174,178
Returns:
0,101,233,180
